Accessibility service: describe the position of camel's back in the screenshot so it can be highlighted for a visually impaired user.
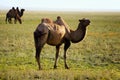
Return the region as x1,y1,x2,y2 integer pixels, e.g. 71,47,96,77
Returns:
7,9,17,17
36,18,66,45
47,23,66,45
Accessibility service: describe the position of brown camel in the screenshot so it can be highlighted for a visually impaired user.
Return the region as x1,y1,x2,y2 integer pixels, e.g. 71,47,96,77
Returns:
5,7,25,24
34,17,90,70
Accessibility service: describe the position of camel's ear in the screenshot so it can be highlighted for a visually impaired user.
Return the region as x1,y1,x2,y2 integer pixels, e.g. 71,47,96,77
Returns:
79,19,83,22
41,18,44,23
79,18,86,22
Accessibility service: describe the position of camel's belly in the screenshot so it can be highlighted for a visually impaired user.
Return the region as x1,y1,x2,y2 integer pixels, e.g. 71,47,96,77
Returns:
47,29,65,45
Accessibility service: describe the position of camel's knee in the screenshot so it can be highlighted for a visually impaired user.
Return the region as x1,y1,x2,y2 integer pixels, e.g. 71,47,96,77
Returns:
35,54,39,59
35,44,44,56
18,19,22,24
35,47,40,58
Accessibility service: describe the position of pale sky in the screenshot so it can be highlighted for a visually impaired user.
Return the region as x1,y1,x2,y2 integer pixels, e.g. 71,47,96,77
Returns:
0,0,120,11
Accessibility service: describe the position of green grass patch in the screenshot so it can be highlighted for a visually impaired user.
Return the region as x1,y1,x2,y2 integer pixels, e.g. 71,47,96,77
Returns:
0,11,120,80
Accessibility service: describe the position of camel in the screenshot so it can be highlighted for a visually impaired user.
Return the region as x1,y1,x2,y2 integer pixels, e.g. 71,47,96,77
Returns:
5,7,25,24
34,17,90,70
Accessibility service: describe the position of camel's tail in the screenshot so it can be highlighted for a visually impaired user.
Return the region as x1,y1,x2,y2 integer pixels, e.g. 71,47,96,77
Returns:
34,31,39,48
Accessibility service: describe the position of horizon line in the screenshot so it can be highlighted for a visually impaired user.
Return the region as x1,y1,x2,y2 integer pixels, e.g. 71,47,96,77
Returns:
0,8,120,12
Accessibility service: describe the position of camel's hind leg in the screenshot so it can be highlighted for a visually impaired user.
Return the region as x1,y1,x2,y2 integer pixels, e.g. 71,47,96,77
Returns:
34,31,48,70
35,44,43,70
8,18,12,24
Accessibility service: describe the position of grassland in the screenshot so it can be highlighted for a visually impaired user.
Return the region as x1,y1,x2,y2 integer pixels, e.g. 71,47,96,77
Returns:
0,11,120,80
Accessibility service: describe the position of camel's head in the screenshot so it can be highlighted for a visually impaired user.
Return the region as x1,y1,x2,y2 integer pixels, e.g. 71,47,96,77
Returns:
21,9,25,12
79,18,90,27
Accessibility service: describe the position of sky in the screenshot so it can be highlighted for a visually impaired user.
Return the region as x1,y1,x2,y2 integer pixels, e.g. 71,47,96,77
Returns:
0,0,120,11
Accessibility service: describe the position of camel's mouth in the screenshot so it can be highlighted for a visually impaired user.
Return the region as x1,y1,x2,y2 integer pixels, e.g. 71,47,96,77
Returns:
21,9,25,11
87,20,90,25
79,18,90,26
87,22,90,25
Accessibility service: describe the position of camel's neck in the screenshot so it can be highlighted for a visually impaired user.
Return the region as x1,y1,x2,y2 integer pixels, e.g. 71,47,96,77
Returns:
20,11,24,17
70,24,86,43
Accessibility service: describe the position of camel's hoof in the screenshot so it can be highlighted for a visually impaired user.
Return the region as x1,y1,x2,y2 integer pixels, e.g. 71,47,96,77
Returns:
54,65,57,69
38,67,42,70
65,66,69,69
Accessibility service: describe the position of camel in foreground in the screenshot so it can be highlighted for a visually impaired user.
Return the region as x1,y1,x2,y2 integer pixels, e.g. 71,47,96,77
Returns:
5,7,25,24
34,17,90,70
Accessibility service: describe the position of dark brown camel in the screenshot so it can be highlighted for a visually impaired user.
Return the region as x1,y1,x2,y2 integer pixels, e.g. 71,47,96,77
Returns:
5,7,25,24
34,17,90,70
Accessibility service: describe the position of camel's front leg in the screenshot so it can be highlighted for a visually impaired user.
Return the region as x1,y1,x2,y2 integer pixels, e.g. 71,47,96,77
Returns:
17,17,22,24
64,39,71,69
14,17,17,24
54,45,60,69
